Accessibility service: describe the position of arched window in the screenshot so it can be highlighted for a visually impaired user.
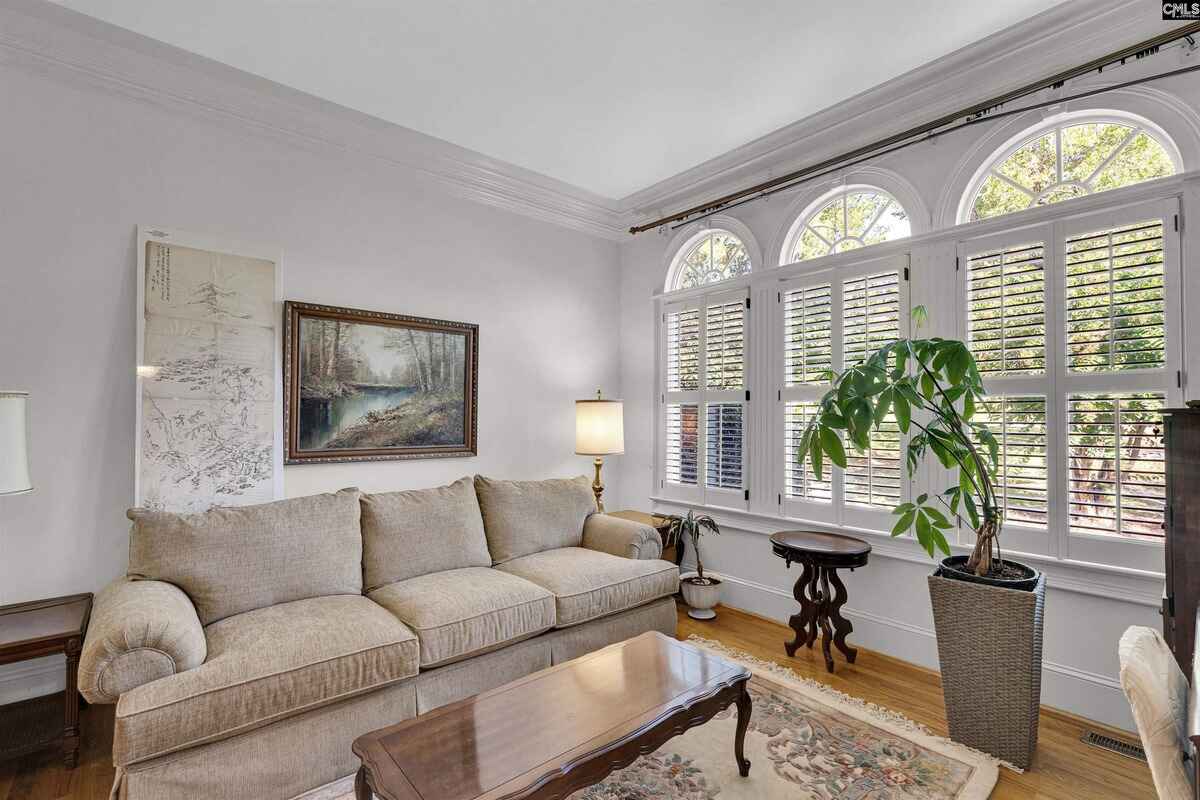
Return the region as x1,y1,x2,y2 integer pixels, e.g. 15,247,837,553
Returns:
783,186,911,263
668,230,751,290
965,114,1178,222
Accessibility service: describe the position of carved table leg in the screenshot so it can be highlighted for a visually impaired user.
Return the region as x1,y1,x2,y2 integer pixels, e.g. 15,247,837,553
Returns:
734,681,752,777
63,637,81,768
784,562,814,656
804,565,822,648
817,569,835,673
355,766,373,800
828,568,858,664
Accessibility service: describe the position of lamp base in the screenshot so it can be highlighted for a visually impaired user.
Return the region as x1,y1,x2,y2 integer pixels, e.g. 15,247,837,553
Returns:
592,457,605,513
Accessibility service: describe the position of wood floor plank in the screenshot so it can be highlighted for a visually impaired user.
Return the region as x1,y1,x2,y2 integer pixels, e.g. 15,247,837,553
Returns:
1,602,1152,799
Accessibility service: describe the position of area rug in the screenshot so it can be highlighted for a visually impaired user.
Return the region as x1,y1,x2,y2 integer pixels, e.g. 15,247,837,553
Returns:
308,635,999,800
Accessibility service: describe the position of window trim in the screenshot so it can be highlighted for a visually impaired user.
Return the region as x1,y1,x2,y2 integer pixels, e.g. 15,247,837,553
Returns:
663,215,761,293
653,172,1196,581
778,183,914,267
956,109,1183,225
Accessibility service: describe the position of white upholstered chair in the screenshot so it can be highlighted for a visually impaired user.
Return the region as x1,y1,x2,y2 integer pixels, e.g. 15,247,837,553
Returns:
1119,626,1195,800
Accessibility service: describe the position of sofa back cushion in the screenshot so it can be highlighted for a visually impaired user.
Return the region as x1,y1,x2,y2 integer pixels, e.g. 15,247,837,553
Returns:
127,488,363,625
361,477,492,591
474,475,596,564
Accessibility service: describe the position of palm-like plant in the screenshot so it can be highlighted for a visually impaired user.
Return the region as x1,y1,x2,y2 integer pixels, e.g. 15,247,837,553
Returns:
663,510,721,584
797,307,1005,578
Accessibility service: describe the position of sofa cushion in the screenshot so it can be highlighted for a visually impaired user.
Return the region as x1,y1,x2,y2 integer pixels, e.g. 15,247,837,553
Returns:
370,567,555,667
361,477,492,591
127,488,363,625
113,595,418,766
497,547,679,628
474,475,596,564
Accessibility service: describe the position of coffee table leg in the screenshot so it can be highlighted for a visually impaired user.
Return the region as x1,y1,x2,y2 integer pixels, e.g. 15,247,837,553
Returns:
355,766,372,800
734,682,752,777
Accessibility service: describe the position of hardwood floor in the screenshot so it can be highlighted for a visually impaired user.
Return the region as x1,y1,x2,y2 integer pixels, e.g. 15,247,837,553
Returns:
0,602,1152,799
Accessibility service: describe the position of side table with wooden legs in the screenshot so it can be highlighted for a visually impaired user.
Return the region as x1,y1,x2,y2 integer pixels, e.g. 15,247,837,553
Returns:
770,531,870,673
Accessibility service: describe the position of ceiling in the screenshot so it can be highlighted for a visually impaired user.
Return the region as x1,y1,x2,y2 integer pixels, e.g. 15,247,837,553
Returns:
49,0,1065,200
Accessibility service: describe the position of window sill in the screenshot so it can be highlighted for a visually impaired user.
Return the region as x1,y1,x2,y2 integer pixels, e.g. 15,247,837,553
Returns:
649,496,1165,608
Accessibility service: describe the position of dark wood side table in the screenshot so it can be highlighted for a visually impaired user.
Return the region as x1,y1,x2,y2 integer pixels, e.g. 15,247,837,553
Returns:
770,530,870,673
0,593,93,767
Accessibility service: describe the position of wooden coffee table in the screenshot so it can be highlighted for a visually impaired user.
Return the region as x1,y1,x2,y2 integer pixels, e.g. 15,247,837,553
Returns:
352,631,752,800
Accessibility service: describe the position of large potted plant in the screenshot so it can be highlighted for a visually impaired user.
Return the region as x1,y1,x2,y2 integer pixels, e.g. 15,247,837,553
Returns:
663,510,722,620
796,307,1045,768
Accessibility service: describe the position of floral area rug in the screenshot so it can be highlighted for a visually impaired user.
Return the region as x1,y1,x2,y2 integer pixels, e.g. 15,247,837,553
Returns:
311,636,999,800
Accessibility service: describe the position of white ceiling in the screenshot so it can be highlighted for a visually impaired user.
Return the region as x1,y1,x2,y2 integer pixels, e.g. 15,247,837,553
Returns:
49,0,1065,200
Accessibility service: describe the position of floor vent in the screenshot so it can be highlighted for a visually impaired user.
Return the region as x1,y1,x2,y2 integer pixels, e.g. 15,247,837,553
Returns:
1081,731,1146,762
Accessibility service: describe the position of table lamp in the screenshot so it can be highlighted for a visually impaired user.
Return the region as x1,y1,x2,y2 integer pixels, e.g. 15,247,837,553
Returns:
575,389,623,512
0,391,33,496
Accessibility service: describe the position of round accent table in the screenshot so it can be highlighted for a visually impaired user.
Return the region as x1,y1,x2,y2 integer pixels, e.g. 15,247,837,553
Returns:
770,530,871,673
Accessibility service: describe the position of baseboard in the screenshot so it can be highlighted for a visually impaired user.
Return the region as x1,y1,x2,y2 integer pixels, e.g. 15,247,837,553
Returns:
713,572,1135,732
0,655,65,706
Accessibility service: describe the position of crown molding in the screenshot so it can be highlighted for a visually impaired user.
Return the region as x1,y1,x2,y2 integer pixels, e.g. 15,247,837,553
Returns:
617,0,1172,226
0,0,628,241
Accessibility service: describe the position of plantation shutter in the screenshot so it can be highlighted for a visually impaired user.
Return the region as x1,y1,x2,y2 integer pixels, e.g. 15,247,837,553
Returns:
974,396,1049,527
661,288,749,508
1057,200,1178,566
966,242,1046,376
778,254,909,528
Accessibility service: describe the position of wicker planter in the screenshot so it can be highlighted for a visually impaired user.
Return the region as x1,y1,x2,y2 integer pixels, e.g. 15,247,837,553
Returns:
927,568,1045,769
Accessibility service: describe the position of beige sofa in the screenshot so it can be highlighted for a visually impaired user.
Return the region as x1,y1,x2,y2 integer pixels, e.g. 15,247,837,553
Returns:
79,475,678,800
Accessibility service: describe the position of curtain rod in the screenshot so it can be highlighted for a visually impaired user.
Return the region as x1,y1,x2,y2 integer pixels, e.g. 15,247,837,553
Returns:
629,21,1200,235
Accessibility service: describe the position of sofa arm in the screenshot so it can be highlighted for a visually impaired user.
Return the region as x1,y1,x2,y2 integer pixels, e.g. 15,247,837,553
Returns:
582,514,663,560
78,578,206,704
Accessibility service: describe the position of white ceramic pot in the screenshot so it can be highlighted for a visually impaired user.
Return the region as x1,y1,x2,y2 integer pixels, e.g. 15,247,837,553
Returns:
680,572,722,620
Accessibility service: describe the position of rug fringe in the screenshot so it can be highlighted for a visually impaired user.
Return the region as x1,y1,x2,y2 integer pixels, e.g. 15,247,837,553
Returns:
685,634,1024,774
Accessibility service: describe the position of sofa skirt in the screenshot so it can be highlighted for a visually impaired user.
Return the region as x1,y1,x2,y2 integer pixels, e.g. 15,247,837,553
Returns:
112,596,677,800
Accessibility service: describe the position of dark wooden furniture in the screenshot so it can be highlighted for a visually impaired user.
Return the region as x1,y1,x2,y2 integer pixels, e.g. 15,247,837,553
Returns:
0,593,92,767
771,530,870,673
1164,408,1200,678
351,631,752,800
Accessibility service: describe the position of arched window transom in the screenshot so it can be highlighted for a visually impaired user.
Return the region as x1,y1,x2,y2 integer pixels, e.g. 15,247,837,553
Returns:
786,187,911,263
967,117,1177,222
671,230,751,290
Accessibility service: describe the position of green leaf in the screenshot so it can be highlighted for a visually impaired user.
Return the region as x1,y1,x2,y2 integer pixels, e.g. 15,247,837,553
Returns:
892,510,915,537
923,506,954,529
915,513,935,557
962,491,980,530
963,391,975,421
893,502,916,515
912,304,929,329
916,492,929,505
811,436,824,480
874,387,894,427
819,427,847,469
920,371,936,400
894,393,911,433
931,528,953,557
948,345,971,385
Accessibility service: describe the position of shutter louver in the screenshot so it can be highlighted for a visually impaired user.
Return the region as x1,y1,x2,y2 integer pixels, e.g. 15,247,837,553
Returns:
843,271,901,368
844,413,902,508
666,308,700,391
706,301,745,390
1067,392,1165,537
967,243,1046,376
665,403,699,485
976,396,1048,527
784,402,831,502
784,284,832,385
1065,220,1165,372
705,403,743,489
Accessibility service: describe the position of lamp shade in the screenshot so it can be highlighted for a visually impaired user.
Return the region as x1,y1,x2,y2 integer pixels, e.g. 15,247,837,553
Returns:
576,397,624,456
0,391,32,495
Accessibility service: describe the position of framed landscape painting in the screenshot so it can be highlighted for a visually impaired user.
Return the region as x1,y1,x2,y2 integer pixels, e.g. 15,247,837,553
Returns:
283,301,478,463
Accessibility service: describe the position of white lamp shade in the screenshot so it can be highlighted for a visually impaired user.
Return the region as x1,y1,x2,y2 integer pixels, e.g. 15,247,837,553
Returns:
0,392,32,495
576,399,624,456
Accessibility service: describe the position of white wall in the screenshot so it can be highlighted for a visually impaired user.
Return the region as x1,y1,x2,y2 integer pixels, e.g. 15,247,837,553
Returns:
617,67,1200,730
0,20,627,699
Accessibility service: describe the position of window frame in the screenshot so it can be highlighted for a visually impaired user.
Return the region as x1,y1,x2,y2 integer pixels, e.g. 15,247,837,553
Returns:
780,184,913,266
958,111,1182,225
658,285,751,511
773,251,912,533
665,228,754,292
955,196,1182,572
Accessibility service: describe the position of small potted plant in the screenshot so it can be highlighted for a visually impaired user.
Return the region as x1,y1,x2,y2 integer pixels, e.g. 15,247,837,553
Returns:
664,510,722,619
